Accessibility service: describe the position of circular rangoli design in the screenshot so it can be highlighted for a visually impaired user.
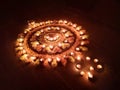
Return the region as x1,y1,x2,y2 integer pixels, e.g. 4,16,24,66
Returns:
15,20,104,81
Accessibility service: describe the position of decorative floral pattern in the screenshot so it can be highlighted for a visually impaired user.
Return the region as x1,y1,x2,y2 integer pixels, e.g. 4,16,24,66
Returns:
15,20,103,81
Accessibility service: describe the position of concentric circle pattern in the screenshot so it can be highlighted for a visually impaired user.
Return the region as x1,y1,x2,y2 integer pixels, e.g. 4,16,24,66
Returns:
15,20,104,80
15,20,89,66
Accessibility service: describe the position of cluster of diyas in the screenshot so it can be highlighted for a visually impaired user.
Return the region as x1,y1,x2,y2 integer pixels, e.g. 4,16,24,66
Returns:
74,56,103,81
15,20,103,80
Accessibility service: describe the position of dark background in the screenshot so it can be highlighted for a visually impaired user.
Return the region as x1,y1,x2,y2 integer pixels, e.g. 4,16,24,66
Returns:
0,0,120,90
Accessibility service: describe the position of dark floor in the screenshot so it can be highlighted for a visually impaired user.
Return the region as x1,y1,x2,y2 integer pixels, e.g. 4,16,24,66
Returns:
0,0,120,90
